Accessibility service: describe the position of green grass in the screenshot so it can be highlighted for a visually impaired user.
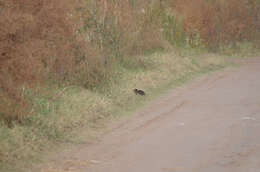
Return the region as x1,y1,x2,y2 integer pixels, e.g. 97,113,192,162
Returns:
0,50,229,172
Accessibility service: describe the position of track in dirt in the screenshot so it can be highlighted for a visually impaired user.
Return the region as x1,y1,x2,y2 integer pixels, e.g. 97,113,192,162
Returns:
39,58,260,172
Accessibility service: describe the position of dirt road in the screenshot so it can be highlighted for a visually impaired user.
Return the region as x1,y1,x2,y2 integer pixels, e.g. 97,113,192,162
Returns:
41,58,260,172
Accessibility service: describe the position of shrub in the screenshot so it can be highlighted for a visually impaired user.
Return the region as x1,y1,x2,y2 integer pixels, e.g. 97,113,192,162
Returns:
0,0,169,122
170,0,260,48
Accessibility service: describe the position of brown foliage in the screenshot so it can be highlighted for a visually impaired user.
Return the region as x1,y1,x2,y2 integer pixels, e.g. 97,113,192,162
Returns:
0,0,166,121
172,0,260,46
0,0,81,120
3,0,258,121
79,0,165,56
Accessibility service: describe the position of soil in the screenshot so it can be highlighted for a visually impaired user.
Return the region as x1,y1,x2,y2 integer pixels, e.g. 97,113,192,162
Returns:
38,57,260,172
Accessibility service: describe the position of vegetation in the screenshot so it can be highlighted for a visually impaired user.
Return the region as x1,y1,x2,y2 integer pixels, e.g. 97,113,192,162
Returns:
0,0,259,171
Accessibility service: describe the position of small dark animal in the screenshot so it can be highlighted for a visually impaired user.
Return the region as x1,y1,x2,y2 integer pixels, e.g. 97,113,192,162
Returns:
133,88,145,96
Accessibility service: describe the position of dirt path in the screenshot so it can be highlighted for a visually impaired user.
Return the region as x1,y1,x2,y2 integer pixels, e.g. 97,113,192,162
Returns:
40,58,260,172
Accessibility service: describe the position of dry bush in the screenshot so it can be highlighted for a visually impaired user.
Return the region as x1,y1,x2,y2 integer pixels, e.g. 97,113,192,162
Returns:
0,0,167,122
172,0,260,47
118,1,166,55
79,0,165,57
1,0,258,122
0,0,84,121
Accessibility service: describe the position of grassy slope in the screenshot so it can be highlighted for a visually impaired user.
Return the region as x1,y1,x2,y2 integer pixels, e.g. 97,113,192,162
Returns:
0,49,228,172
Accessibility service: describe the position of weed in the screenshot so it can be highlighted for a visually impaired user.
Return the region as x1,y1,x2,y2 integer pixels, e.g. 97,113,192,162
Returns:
0,0,259,171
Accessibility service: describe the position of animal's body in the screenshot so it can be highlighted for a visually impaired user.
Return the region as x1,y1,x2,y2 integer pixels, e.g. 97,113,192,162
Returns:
133,89,145,96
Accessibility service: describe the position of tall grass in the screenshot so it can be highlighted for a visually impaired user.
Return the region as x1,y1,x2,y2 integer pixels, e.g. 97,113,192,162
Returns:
0,0,177,122
0,0,259,170
0,0,259,135
171,0,260,49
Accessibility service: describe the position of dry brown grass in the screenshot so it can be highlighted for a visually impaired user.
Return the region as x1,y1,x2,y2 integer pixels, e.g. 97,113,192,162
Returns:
0,0,258,170
0,0,76,120
0,0,104,121
172,0,260,47
0,0,167,121
0,0,259,123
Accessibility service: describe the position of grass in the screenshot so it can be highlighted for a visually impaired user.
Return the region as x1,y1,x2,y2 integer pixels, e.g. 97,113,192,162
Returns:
218,41,260,58
0,49,229,172
1,0,259,170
